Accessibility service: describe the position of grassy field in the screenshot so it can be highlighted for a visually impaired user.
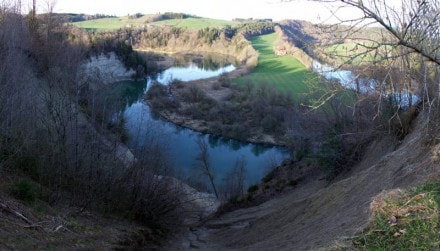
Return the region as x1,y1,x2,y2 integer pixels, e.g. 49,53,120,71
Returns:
152,17,237,30
74,16,238,31
325,42,392,64
74,16,151,31
233,33,318,99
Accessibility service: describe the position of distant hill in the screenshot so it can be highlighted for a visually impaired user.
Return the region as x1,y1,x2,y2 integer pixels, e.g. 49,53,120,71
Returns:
72,13,238,31
50,13,116,23
150,17,238,30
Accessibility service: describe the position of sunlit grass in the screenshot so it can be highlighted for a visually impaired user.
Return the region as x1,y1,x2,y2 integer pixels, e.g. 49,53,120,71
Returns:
152,17,238,30
233,33,319,100
353,182,440,250
74,16,152,31
73,16,237,31
325,42,393,65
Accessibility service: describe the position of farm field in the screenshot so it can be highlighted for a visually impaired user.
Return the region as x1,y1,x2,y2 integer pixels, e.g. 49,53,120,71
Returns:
74,15,152,31
152,17,238,30
74,16,238,31
325,42,393,65
233,33,318,99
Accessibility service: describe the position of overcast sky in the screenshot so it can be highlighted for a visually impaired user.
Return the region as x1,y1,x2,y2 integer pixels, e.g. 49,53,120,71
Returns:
23,0,364,23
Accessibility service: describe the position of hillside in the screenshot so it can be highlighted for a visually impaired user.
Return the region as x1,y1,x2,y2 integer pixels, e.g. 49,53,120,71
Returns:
151,17,238,30
74,15,238,31
2,1,439,249
166,111,440,250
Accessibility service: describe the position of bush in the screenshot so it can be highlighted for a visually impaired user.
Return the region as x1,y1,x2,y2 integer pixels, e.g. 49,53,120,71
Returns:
228,196,239,204
182,86,206,103
11,155,39,177
219,73,231,87
11,179,38,204
288,179,298,186
262,172,275,183
146,82,168,99
261,114,279,133
212,82,221,90
318,128,346,180
247,184,258,193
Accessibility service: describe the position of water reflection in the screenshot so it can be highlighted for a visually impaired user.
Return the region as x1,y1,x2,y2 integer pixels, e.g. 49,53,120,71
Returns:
101,55,289,191
312,60,420,108
148,63,236,85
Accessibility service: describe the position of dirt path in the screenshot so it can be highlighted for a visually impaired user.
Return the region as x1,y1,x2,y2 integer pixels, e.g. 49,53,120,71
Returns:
165,112,440,250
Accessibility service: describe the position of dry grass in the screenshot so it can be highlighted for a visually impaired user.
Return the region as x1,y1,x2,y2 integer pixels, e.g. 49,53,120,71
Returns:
353,182,440,250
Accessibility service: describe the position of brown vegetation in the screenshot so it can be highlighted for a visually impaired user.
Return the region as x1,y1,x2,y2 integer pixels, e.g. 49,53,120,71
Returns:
165,110,440,250
164,0,440,249
0,2,188,248
2,0,439,249
146,69,389,183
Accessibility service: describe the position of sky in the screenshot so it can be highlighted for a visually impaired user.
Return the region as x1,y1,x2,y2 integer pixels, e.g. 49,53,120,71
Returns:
15,0,402,24
27,0,367,24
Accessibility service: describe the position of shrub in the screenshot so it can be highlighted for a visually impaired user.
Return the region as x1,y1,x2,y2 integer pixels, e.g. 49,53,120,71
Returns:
11,179,38,204
247,184,258,193
146,82,168,99
288,179,298,186
261,114,279,133
183,105,204,120
262,172,275,183
219,73,231,87
11,155,39,177
318,128,346,180
212,81,221,90
228,196,239,204
182,85,206,103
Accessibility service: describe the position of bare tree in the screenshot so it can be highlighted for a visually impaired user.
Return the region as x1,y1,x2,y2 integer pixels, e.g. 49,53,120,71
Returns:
223,155,247,199
283,0,439,64
283,0,439,118
195,138,218,198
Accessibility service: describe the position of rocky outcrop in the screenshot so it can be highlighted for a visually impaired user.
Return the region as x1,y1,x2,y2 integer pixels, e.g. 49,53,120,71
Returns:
81,52,135,87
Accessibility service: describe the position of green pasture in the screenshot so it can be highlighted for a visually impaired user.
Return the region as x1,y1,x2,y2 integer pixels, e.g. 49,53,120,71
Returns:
74,16,151,31
233,33,318,99
74,16,237,31
326,42,393,64
152,17,238,30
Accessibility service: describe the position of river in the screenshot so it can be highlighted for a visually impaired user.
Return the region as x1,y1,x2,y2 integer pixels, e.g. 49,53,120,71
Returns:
312,60,420,108
104,55,289,193
104,52,418,194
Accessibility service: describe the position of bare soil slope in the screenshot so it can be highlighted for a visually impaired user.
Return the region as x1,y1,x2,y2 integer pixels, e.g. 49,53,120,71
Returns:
170,112,440,250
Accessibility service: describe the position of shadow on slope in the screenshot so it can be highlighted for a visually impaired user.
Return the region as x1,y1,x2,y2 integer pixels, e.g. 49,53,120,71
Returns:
180,111,440,250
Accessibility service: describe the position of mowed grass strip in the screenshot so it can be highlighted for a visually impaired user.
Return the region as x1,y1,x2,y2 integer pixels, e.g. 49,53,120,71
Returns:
234,33,318,99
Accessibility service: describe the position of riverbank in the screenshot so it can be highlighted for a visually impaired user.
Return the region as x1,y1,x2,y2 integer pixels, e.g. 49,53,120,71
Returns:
155,108,283,146
146,64,291,147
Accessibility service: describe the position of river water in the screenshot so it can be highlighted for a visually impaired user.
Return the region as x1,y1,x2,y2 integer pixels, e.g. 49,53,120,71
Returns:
106,53,418,194
312,60,420,108
108,57,289,192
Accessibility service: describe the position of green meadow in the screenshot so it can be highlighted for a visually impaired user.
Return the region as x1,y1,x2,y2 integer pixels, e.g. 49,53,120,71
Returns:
74,16,150,31
74,16,237,31
326,42,393,64
233,33,318,99
152,17,237,30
